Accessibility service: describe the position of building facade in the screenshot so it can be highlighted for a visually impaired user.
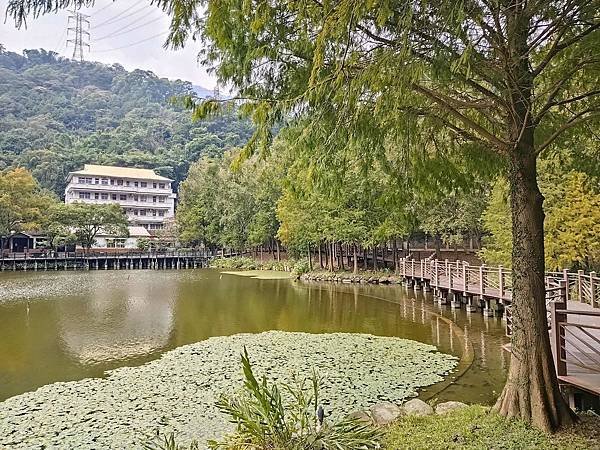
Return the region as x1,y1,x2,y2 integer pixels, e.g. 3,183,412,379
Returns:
65,164,176,231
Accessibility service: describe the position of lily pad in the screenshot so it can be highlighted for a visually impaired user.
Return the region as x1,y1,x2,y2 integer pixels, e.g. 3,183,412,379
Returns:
0,331,457,449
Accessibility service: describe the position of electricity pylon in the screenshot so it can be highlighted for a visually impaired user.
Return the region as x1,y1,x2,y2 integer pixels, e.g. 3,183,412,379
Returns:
67,11,90,62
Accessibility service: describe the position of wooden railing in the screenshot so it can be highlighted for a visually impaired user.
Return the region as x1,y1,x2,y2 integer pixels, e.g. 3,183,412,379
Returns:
550,303,600,394
398,258,598,308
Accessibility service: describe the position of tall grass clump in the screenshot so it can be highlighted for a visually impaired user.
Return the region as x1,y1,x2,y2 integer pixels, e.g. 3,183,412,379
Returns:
208,348,382,449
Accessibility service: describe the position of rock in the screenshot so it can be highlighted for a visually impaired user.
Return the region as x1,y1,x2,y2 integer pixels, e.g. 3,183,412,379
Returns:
402,398,434,416
370,402,403,425
435,401,467,415
378,277,389,284
348,410,372,424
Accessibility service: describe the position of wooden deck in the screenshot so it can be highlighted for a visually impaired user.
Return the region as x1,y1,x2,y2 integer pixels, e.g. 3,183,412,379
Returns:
397,258,600,403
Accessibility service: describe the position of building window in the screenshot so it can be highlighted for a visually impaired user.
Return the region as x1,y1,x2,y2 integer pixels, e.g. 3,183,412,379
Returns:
110,179,115,185
152,210,157,216
140,210,146,216
159,183,165,189
133,195,138,201
117,179,123,186
101,178,108,185
134,210,138,216
119,194,127,201
152,196,157,203
101,193,108,200
79,192,91,199
153,183,157,188
125,180,130,186
77,177,84,184
158,211,164,217
94,178,100,184
158,196,165,203
140,195,146,202
142,224,148,229
134,181,139,187
140,181,147,188
111,194,117,200
94,192,99,199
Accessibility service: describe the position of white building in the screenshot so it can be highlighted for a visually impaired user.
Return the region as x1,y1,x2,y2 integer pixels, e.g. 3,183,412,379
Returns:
65,164,176,232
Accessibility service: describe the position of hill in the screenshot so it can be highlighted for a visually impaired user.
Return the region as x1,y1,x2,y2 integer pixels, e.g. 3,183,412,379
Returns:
0,48,252,196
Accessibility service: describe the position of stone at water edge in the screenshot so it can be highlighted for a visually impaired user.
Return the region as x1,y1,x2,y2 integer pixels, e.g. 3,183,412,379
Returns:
435,401,468,415
402,398,434,416
370,402,403,425
348,410,373,425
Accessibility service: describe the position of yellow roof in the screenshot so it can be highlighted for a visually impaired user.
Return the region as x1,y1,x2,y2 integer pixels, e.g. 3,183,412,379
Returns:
70,164,172,181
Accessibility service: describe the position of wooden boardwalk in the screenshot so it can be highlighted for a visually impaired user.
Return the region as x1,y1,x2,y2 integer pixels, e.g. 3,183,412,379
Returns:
0,250,211,271
397,258,600,405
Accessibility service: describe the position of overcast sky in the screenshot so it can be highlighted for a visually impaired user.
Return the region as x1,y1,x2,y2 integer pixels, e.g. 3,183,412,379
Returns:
0,0,217,87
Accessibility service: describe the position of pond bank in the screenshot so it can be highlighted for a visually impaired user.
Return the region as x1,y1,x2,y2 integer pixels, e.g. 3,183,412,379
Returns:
0,331,457,449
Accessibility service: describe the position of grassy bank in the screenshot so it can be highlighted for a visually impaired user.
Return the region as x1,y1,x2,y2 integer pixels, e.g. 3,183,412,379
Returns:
210,256,310,274
385,405,600,449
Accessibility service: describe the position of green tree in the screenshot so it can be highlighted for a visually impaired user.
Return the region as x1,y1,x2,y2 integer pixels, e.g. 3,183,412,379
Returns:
483,172,600,271
176,157,224,249
50,203,128,250
0,167,54,249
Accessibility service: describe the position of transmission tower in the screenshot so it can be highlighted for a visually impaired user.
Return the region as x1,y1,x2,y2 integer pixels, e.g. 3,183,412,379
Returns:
67,10,90,62
213,84,220,100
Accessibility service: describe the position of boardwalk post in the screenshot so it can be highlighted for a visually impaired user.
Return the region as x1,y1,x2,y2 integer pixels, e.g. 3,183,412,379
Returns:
577,270,584,302
563,269,570,302
479,265,485,297
499,265,504,300
591,272,597,308
550,295,567,377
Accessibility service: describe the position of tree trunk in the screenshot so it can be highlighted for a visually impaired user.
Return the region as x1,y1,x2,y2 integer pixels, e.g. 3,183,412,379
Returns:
353,243,358,274
363,247,368,270
372,245,377,271
393,239,398,273
307,244,312,271
318,243,323,268
276,240,281,262
493,148,576,431
329,242,335,271
339,242,345,271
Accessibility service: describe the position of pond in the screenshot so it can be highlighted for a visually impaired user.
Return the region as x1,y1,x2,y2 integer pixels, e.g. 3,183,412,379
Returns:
0,268,508,404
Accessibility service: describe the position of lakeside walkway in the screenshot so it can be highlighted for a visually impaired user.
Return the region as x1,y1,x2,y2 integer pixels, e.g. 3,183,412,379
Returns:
396,258,600,405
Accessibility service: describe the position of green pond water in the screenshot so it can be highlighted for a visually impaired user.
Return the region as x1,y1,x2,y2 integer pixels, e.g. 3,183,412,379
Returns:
0,269,508,403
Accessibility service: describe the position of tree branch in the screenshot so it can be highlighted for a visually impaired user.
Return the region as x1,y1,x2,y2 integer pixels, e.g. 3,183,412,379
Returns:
535,109,600,155
412,83,509,152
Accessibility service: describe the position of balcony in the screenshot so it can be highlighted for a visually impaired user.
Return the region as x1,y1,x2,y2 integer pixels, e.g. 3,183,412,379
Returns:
65,183,174,195
66,198,173,210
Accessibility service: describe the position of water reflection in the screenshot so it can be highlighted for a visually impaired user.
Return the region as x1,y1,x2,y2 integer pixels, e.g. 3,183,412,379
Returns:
58,277,176,364
0,269,508,404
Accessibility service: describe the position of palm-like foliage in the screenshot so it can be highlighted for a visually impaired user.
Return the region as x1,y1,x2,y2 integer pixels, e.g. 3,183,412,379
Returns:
208,348,382,450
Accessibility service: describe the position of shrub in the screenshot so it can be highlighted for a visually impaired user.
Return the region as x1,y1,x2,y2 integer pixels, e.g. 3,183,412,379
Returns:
292,258,311,275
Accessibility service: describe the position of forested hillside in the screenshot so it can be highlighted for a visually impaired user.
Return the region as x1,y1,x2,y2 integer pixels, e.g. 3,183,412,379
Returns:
0,48,252,196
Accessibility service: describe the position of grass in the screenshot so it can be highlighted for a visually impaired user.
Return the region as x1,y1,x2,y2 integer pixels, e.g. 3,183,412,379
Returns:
385,405,600,449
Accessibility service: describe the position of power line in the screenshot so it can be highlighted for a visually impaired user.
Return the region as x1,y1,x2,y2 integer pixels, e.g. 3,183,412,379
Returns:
90,1,115,18
66,10,90,61
93,11,161,41
93,1,146,29
91,31,169,53
53,27,68,53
